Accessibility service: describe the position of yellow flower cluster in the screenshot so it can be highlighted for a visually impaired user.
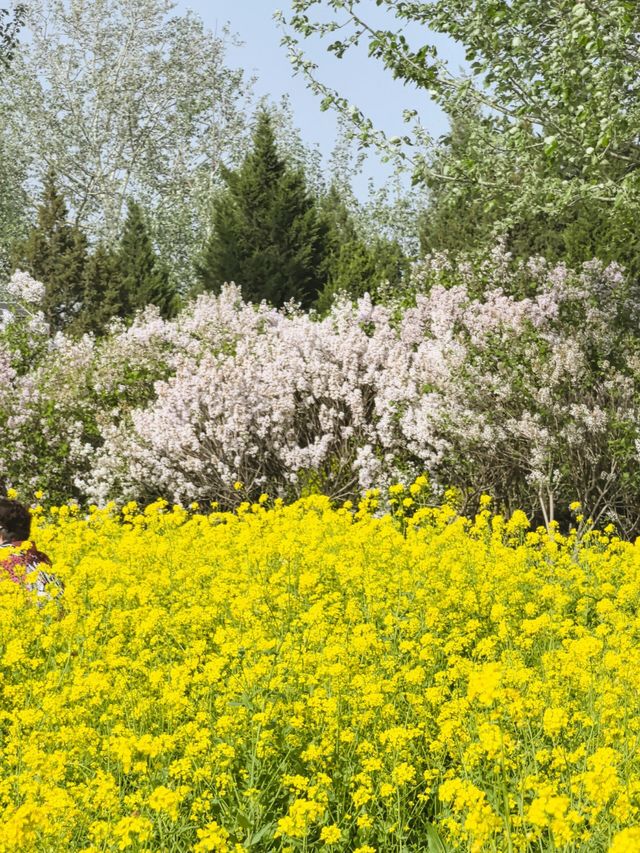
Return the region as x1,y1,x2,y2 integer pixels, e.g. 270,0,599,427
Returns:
1,489,640,850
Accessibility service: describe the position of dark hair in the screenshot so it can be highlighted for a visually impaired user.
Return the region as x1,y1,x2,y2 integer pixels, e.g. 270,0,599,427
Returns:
0,498,32,542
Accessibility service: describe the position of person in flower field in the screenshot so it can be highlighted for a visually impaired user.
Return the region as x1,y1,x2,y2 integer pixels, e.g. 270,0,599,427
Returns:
0,497,61,599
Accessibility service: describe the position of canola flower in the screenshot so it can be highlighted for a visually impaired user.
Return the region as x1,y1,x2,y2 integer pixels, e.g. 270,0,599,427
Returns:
1,485,640,850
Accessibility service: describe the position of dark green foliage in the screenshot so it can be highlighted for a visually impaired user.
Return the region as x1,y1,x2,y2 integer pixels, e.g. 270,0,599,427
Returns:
418,111,494,258
73,243,124,335
419,111,640,283
536,201,640,284
0,5,25,70
15,186,177,336
13,168,87,332
118,200,178,319
420,175,640,284
318,236,409,312
197,111,329,309
317,185,410,312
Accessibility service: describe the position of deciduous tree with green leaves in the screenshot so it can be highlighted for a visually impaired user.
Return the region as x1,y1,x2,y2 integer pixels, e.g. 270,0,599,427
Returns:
418,105,640,277
0,5,27,276
0,127,28,279
0,4,24,70
281,1,640,272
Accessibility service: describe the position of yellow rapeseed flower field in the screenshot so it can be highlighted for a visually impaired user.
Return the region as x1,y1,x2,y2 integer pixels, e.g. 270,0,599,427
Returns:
1,486,640,851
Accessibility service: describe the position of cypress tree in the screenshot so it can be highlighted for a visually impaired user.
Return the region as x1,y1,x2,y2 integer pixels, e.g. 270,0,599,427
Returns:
197,111,329,309
118,200,178,319
14,168,87,331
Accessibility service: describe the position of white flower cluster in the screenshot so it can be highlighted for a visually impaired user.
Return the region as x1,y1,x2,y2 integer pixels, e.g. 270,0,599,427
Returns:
5,270,46,306
0,255,638,532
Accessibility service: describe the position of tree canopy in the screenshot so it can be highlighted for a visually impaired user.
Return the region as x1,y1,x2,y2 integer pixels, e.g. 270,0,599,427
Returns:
118,200,178,320
281,1,640,262
13,168,87,332
2,0,252,288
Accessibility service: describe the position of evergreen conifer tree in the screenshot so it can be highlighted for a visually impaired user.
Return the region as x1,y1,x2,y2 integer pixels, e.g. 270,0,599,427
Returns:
317,185,409,312
73,242,124,335
118,200,177,319
13,167,87,331
197,111,329,308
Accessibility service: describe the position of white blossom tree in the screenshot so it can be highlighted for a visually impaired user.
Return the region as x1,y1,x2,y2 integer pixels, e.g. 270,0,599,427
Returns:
3,0,254,286
0,5,28,275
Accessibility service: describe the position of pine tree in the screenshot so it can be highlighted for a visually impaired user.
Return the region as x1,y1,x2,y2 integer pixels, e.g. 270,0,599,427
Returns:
13,168,87,331
118,200,178,319
73,242,124,335
197,111,329,309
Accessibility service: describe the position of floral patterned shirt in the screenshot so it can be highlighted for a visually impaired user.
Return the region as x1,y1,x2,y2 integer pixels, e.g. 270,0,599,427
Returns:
0,541,62,599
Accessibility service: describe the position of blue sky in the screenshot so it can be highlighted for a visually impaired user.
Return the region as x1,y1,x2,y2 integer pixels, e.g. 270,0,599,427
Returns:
175,1,465,195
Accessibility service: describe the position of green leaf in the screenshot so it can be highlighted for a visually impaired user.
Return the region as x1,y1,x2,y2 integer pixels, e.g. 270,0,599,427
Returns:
236,812,252,830
425,823,448,853
247,824,275,846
